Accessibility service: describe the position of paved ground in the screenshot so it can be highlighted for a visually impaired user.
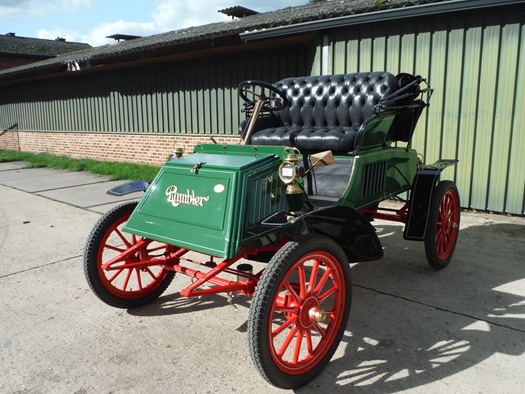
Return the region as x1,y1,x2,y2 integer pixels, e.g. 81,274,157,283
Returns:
1,161,524,393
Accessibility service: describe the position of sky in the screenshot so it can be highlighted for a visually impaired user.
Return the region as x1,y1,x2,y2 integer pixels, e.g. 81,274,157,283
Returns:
0,0,310,47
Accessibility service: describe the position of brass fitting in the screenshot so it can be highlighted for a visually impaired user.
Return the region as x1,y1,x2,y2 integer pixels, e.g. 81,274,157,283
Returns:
278,148,302,195
174,146,184,158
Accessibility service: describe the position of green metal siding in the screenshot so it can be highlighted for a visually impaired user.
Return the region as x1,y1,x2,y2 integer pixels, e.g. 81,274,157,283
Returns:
0,46,309,136
324,9,525,215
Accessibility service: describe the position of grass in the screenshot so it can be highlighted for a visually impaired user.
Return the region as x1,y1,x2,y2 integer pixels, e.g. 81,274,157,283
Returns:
0,150,161,181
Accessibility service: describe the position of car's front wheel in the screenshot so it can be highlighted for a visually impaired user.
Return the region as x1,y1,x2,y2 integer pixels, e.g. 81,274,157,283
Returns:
84,202,175,308
248,234,352,389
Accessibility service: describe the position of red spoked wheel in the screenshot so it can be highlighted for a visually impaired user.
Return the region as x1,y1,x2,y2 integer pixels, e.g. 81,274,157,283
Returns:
425,181,461,270
84,202,175,308
248,234,352,389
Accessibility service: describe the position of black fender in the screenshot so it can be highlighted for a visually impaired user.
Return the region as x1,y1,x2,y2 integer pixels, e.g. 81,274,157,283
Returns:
404,159,458,240
301,206,383,263
106,180,151,196
252,205,382,263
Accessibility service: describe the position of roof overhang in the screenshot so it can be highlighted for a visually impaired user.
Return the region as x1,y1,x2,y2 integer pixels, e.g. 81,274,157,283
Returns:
0,52,52,60
241,0,525,42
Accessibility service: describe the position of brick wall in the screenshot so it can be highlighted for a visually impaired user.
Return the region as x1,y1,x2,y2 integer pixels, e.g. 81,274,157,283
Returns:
0,131,240,166
0,129,20,151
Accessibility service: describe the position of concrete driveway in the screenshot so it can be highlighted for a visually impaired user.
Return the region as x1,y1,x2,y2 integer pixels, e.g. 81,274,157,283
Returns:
1,161,524,393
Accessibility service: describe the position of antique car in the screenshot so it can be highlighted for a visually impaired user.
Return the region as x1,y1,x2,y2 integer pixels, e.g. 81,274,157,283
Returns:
83,71,460,389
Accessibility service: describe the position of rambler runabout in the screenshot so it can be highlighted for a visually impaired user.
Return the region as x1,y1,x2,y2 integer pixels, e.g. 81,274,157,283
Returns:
84,71,460,389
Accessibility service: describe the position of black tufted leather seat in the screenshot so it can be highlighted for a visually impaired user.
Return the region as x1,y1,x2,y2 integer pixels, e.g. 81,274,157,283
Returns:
247,72,399,153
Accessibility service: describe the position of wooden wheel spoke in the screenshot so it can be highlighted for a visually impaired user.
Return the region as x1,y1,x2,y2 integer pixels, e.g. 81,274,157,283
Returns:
312,320,327,340
274,303,299,314
313,267,332,296
121,268,132,291
284,281,302,303
108,267,125,283
293,328,303,364
307,260,320,295
114,228,133,248
135,268,143,291
318,284,337,302
298,263,307,299
436,232,445,254
144,267,158,280
272,315,297,338
101,254,131,271
305,329,314,357
277,325,299,357
104,244,125,253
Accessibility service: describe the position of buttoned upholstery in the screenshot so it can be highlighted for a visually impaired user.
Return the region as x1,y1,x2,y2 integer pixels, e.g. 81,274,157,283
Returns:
247,72,399,153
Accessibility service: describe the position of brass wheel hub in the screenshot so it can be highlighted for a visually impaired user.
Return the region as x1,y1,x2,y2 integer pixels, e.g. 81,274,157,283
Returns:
299,297,327,328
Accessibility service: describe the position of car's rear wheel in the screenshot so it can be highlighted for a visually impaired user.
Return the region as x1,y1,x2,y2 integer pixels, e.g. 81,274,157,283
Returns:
248,234,352,389
424,181,460,269
84,202,175,308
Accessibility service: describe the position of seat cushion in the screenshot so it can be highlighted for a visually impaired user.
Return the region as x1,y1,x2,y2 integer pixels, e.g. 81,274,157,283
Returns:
293,126,359,152
250,125,359,153
249,72,398,152
249,126,301,146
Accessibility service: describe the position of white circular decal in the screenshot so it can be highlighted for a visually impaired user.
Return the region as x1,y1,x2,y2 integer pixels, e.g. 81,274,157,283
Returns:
214,184,225,193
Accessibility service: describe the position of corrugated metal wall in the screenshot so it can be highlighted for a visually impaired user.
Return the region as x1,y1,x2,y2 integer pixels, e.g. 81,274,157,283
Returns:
0,45,309,136
320,8,525,215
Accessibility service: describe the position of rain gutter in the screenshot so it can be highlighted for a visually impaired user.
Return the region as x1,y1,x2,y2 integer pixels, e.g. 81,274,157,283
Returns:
240,0,525,42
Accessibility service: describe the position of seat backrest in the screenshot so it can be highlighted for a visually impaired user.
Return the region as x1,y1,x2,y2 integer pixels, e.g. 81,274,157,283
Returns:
272,72,398,129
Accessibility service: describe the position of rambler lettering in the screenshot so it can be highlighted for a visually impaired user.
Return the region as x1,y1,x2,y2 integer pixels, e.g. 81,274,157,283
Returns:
165,185,210,207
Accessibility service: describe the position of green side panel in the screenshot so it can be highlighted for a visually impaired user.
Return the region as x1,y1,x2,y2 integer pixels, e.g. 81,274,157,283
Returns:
122,152,280,258
358,114,396,152
244,168,289,228
341,148,417,210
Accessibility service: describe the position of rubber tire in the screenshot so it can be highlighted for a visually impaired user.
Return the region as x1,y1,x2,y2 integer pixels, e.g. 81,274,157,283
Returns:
424,181,461,270
84,201,175,309
248,234,352,389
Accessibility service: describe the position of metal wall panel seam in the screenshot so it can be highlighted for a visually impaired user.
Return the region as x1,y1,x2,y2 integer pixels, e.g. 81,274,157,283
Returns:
372,28,387,72
400,24,416,73
426,19,447,167
489,19,520,212
412,21,431,163
346,31,359,73
484,16,505,212
505,11,525,214
456,16,480,206
359,28,373,72
441,19,464,181
472,17,500,211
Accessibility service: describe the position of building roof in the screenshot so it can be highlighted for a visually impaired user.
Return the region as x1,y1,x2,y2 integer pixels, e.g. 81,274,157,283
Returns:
0,34,91,57
0,0,517,83
241,0,525,41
